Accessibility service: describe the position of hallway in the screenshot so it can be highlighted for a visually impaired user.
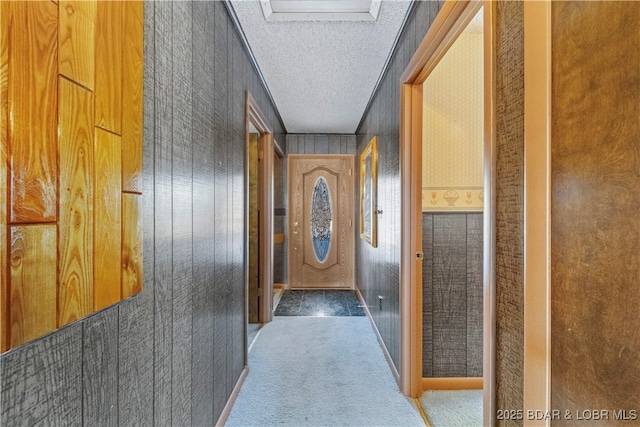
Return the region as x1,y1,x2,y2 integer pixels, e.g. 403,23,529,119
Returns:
227,316,425,426
1,1,639,426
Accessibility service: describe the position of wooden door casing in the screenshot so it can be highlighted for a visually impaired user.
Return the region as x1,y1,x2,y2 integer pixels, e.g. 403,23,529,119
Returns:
288,155,354,289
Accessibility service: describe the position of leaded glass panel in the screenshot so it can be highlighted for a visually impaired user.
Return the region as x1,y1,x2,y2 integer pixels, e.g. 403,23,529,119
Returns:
310,177,332,262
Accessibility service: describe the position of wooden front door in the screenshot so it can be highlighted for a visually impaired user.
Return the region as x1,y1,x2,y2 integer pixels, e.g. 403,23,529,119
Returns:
288,155,354,289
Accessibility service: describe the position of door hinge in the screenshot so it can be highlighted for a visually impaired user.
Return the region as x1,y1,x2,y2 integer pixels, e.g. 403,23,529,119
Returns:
416,251,424,260
348,168,352,176
349,219,352,227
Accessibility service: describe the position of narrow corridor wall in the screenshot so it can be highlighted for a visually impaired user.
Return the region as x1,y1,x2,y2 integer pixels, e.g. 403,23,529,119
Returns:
356,0,444,371
0,3,284,425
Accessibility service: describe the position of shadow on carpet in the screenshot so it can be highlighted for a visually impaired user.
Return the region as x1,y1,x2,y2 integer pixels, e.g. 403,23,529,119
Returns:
226,317,425,427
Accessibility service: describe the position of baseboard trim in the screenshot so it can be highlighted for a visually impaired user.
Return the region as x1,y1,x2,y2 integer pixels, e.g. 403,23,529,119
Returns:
422,377,483,391
215,366,249,427
355,287,401,383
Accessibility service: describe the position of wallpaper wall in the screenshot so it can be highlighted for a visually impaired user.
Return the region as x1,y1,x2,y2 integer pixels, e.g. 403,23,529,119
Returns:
422,30,484,211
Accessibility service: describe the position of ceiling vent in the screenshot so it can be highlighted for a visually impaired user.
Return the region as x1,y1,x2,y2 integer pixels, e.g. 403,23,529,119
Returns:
259,0,382,21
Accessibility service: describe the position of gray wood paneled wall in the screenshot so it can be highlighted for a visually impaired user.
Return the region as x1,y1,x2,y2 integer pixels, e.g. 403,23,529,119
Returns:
0,2,284,425
355,1,444,370
286,134,357,155
422,213,483,378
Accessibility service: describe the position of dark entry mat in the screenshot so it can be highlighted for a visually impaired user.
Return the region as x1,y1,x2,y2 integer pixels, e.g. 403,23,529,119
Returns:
274,290,365,317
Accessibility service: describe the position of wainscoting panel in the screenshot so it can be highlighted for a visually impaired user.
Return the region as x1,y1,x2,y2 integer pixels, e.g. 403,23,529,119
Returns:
466,213,483,375
422,213,483,378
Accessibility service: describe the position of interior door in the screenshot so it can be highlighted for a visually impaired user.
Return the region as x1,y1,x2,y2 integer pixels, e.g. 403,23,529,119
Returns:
288,155,354,289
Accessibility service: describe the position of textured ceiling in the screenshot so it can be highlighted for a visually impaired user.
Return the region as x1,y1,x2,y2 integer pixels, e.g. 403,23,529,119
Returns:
229,0,412,134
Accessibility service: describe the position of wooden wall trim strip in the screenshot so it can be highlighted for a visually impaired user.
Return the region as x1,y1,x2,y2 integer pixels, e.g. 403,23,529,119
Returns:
523,2,551,425
483,2,497,425
422,377,483,391
215,366,249,427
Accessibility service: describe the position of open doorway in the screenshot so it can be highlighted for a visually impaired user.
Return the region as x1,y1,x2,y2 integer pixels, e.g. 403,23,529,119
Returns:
245,92,275,355
247,122,261,341
399,1,494,425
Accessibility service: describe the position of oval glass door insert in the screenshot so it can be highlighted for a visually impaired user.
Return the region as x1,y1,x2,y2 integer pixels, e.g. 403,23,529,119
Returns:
311,177,332,262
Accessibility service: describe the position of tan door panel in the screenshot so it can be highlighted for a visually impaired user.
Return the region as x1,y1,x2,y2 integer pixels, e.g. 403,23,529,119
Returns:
289,155,354,289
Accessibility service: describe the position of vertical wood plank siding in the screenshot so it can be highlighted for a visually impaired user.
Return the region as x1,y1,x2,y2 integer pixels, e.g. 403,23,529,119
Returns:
7,1,59,224
1,2,284,426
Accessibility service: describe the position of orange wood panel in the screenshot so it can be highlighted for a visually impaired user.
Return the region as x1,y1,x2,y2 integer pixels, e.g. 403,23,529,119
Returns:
1,0,8,352
58,77,94,327
58,0,96,90
122,193,142,299
121,0,144,194
94,128,122,310
95,0,123,134
7,1,58,223
9,225,57,348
